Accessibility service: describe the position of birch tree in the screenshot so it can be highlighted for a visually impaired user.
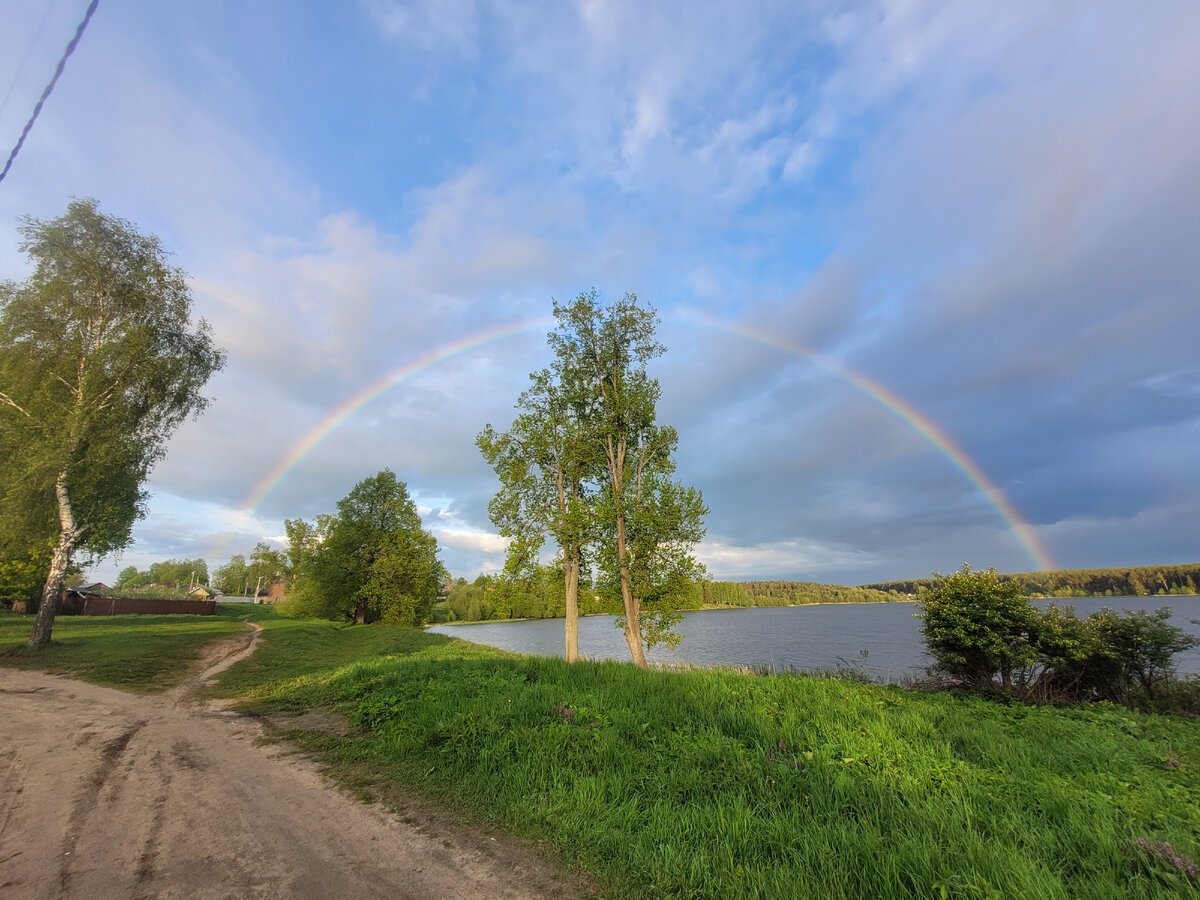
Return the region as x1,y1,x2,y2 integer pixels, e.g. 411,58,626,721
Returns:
0,199,224,644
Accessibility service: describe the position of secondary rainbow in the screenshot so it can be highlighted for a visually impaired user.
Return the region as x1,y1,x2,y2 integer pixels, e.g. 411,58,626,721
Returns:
686,311,1055,571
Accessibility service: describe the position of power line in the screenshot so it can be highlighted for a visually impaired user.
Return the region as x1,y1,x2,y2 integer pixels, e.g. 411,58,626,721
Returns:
0,0,99,186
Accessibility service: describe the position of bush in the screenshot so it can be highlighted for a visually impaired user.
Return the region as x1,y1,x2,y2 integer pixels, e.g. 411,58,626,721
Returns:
917,564,1037,690
1083,607,1199,705
919,566,1200,709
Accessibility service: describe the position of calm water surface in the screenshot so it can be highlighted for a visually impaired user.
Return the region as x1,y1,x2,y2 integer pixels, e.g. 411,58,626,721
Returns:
427,596,1200,679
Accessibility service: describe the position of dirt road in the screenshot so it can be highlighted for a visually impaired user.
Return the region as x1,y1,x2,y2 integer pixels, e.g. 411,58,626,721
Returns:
0,625,588,899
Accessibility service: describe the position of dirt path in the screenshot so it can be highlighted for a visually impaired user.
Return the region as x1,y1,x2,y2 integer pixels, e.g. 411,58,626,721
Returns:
0,623,590,899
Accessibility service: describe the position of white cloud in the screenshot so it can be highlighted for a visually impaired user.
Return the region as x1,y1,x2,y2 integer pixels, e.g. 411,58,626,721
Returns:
700,538,872,581
432,529,509,554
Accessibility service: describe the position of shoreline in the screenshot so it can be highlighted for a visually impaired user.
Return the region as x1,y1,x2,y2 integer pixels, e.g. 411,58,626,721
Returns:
428,592,1200,628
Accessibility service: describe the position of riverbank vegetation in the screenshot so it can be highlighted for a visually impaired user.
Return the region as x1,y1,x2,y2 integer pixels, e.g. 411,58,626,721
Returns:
867,562,1200,599
432,570,899,624
433,563,1199,627
215,610,1200,898
5,603,1199,896
919,565,1200,713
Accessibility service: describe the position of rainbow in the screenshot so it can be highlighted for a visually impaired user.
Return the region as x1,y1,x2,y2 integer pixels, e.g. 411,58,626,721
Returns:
684,310,1055,571
220,309,1053,573
229,317,552,529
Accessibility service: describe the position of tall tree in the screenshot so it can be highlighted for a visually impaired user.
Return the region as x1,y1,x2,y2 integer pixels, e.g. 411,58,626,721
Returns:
481,290,706,667
246,541,288,596
212,554,249,595
552,292,705,666
288,470,445,625
283,514,334,575
477,366,597,661
0,199,225,644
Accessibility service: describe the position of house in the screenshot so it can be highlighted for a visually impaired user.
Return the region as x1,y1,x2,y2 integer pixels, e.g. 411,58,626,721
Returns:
187,585,223,599
257,579,289,605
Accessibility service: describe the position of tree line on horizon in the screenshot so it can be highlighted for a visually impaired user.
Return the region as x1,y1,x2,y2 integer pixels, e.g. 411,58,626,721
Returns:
864,563,1200,599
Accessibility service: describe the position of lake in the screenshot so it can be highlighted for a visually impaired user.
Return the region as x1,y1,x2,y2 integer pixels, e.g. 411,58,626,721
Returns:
427,596,1200,679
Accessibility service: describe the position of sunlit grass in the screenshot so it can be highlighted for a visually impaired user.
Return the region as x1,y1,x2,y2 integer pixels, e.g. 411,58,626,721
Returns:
5,604,1196,896
213,614,1200,899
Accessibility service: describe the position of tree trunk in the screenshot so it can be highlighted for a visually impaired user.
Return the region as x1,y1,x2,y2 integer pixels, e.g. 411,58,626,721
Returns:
607,436,646,668
564,551,580,663
615,511,647,668
29,473,81,647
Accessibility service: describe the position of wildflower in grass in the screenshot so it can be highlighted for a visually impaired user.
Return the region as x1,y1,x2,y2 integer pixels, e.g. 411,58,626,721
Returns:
554,701,576,721
1133,837,1199,881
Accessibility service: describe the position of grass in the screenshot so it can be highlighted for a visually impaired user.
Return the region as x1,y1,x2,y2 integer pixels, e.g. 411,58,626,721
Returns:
6,604,1199,897
0,603,248,691
212,610,1200,899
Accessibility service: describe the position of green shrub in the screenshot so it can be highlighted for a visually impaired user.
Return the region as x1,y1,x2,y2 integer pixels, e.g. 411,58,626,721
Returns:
919,566,1199,710
917,564,1037,690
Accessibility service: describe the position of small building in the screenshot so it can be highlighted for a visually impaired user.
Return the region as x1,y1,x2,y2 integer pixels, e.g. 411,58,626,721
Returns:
187,585,223,599
257,579,289,605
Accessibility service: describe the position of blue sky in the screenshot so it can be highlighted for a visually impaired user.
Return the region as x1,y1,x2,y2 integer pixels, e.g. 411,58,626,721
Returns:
1,0,1197,586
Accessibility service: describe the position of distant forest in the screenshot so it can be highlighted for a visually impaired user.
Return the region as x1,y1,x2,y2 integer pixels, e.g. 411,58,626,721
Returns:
434,572,898,624
862,563,1200,598
432,563,1200,625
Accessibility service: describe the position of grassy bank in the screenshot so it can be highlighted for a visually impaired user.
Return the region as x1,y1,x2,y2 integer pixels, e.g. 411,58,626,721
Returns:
0,605,247,690
5,605,1198,897
212,611,1200,899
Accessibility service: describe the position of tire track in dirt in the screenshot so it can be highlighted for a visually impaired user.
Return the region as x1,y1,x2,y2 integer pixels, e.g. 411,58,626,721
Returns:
58,721,146,893
1,621,597,899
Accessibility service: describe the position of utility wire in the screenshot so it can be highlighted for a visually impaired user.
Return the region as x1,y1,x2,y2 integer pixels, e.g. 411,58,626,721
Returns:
0,0,99,185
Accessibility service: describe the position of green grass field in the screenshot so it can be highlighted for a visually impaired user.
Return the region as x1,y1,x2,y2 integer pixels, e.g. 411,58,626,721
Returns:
0,605,247,690
4,604,1198,897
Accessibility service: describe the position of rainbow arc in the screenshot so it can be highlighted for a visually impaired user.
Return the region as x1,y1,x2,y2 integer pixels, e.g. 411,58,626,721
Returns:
218,312,1053,572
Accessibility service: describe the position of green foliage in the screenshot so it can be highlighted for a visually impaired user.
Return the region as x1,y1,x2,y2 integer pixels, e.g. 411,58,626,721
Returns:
285,470,445,625
212,554,249,594
867,562,1200,598
112,558,209,590
918,564,1038,689
209,621,1200,900
700,580,898,608
919,565,1199,707
247,541,288,593
439,566,615,623
477,367,596,580
0,199,225,642
0,539,54,603
115,565,140,589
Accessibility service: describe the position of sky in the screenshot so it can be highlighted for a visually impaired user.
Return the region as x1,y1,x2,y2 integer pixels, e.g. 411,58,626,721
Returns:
1,0,1197,587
